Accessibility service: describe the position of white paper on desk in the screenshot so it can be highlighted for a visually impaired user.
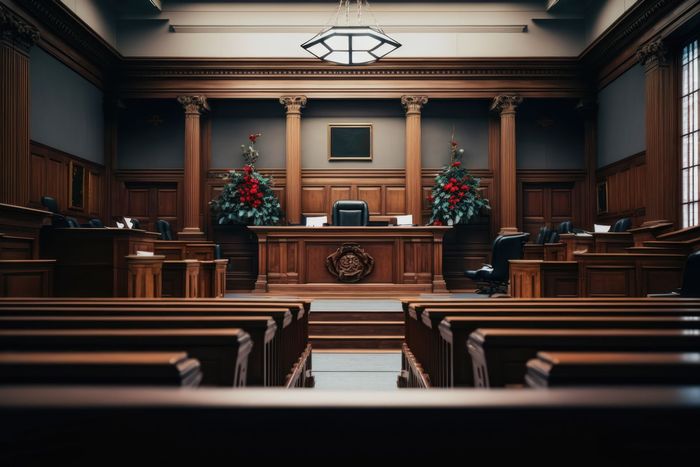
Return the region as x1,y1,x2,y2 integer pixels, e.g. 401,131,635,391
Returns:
576,232,593,237
395,215,413,226
136,250,154,256
594,224,611,233
124,217,134,229
306,216,327,227
116,221,125,229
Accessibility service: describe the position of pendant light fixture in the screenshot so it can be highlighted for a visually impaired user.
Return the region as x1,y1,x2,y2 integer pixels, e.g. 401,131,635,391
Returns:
301,0,401,66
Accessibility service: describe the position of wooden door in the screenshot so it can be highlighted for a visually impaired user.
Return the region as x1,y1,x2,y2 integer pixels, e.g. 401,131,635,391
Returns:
121,182,179,233
520,182,575,240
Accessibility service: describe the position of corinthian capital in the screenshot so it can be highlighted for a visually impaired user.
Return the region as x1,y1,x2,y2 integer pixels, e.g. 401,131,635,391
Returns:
636,38,668,68
280,96,307,114
0,4,40,54
491,95,522,115
177,95,209,115
401,95,428,114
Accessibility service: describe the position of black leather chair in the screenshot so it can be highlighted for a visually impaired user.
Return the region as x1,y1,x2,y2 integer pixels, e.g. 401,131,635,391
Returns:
214,244,222,260
129,218,141,230
156,219,173,240
648,251,700,298
88,218,104,228
65,217,80,228
548,231,560,243
41,196,59,214
557,220,573,234
332,200,369,227
611,217,631,232
465,232,530,295
535,226,553,245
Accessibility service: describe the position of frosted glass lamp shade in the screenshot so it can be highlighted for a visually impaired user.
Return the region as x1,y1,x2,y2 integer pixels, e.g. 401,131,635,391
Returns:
301,26,401,65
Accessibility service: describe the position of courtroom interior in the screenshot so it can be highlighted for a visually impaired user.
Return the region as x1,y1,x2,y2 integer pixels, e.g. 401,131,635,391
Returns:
1,0,700,463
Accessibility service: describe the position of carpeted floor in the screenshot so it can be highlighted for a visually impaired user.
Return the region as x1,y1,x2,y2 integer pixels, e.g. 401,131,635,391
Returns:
312,352,401,390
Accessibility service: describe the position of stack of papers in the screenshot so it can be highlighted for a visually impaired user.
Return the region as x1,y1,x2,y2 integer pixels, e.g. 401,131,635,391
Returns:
136,251,154,256
594,224,611,233
305,216,327,227
394,215,413,226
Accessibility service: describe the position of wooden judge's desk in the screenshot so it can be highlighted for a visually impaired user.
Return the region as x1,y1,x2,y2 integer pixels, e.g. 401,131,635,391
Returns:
248,225,451,295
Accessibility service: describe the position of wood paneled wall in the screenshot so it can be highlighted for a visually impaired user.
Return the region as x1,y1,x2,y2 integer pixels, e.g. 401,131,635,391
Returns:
29,141,106,223
596,152,646,227
113,170,184,233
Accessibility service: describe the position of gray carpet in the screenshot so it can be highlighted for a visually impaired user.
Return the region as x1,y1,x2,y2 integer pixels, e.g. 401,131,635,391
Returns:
310,299,403,312
313,352,400,390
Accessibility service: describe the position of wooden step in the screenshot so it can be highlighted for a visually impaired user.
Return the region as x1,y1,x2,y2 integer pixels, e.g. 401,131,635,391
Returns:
309,321,403,336
310,311,403,322
310,335,404,350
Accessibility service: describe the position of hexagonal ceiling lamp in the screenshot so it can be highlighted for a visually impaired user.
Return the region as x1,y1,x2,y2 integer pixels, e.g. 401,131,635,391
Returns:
301,1,401,66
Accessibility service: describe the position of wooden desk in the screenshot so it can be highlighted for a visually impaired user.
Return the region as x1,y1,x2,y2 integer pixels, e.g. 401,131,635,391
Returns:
248,226,450,294
0,203,51,259
41,228,160,297
559,233,594,260
509,260,578,298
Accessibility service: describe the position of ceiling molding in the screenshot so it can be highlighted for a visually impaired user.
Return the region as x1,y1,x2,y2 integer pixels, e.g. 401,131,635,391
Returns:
168,24,528,34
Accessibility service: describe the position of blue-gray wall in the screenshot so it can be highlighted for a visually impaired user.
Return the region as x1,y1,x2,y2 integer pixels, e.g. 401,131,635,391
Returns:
516,99,585,169
597,64,646,168
422,100,489,169
30,47,104,164
210,100,285,169
118,100,184,169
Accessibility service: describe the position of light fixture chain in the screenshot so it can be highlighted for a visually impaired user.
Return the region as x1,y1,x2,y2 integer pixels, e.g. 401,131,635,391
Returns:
364,0,384,33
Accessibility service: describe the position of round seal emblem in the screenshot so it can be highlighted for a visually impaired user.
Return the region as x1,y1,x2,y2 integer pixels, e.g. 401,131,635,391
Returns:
325,243,375,283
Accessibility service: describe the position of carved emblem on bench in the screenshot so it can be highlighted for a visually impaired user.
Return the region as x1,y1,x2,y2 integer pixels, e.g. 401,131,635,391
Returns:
325,243,374,283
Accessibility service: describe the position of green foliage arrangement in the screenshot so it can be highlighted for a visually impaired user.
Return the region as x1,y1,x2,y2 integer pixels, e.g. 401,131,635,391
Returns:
428,136,490,226
210,133,282,226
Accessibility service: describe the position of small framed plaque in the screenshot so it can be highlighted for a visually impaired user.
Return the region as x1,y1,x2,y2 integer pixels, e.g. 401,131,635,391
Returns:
328,123,373,161
69,161,85,210
596,180,608,214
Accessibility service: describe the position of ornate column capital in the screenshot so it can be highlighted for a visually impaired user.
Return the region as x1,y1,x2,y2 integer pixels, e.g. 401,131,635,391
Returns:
636,38,668,69
177,95,209,115
490,95,522,115
280,96,307,114
0,4,39,54
401,95,428,115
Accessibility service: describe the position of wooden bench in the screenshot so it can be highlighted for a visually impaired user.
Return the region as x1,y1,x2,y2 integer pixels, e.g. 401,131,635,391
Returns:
2,387,700,463
0,298,312,387
438,315,700,388
525,351,700,387
0,351,202,387
0,328,252,387
398,297,700,387
468,328,700,387
0,316,277,387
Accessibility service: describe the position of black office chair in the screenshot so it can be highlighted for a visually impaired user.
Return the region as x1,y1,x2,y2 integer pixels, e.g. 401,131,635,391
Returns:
41,196,60,214
648,251,700,298
535,226,553,245
465,232,530,295
557,220,573,234
88,218,104,228
129,218,142,230
214,244,222,260
611,217,631,232
65,217,80,228
156,219,173,240
332,200,369,227
547,231,560,243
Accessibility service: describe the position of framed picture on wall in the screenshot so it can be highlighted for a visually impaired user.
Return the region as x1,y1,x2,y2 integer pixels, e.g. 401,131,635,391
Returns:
69,161,85,210
596,180,608,214
328,123,373,161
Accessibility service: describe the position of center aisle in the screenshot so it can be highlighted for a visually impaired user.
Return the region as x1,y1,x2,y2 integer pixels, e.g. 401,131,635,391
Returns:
312,352,401,390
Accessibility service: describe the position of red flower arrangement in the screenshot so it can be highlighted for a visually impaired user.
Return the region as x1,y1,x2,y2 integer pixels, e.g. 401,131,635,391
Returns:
428,136,489,226
210,133,282,226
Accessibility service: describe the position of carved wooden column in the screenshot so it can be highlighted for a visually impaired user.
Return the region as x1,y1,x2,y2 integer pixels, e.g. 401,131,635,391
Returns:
637,38,679,227
491,95,522,234
577,99,597,230
177,95,208,240
0,5,38,206
402,96,428,223
280,96,306,225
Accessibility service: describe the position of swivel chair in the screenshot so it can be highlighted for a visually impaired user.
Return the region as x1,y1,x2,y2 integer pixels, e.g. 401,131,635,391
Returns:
332,200,369,227
129,218,142,229
535,226,553,245
88,218,104,228
65,217,80,228
156,219,173,240
41,196,60,214
557,220,573,234
611,217,631,232
465,232,530,295
648,251,700,298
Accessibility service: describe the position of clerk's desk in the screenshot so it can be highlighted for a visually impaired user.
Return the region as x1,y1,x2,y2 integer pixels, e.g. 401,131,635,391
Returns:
248,225,451,294
41,227,159,297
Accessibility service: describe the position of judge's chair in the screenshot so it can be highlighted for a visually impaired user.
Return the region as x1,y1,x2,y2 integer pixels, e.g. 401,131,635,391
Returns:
465,232,530,295
156,219,174,240
332,200,369,226
648,251,700,298
611,217,631,232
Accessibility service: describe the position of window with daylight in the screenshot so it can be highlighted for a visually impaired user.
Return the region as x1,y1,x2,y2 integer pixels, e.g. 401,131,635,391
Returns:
681,38,699,227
